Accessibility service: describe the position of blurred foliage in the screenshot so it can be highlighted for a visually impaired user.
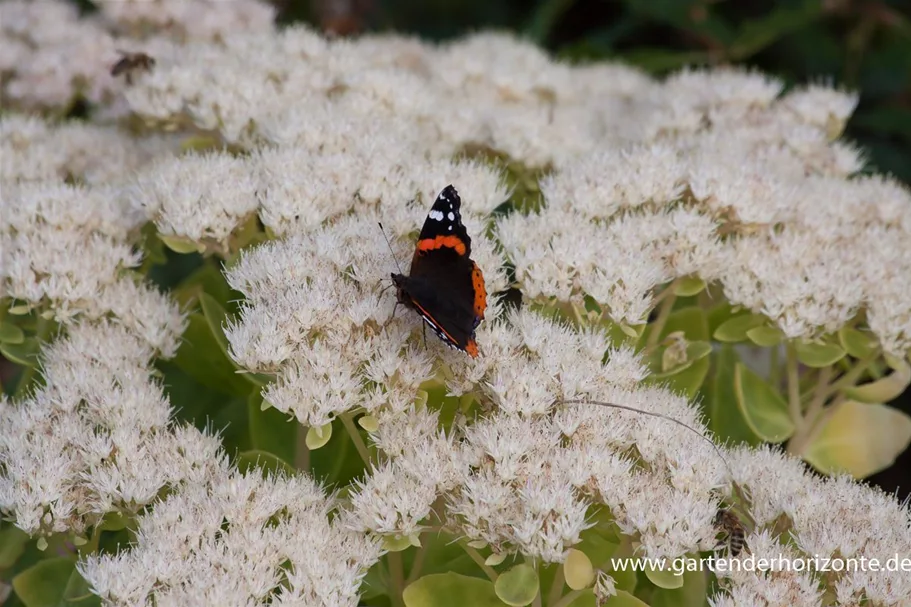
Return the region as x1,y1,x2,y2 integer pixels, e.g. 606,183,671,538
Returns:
284,0,911,184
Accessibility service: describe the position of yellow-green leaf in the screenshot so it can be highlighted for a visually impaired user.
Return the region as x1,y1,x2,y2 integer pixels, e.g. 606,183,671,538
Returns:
838,326,878,359
604,590,650,607
674,276,706,297
1,337,41,367
804,401,911,478
358,414,379,432
844,355,911,403
746,325,783,347
707,346,762,446
199,291,230,355
485,552,508,567
383,535,414,552
306,422,333,450
564,549,595,590
12,557,76,607
644,562,683,589
495,563,539,606
0,321,25,344
0,525,29,568
159,234,204,254
795,340,846,368
236,450,294,476
713,314,766,342
403,573,502,607
734,363,795,442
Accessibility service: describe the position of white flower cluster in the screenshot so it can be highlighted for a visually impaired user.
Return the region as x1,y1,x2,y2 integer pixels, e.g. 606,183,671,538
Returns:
222,209,716,563
0,0,275,111
112,26,911,353
1,114,177,186
1,115,185,353
223,167,508,426
4,12,911,606
0,322,223,537
78,466,381,606
726,446,911,605
497,71,911,351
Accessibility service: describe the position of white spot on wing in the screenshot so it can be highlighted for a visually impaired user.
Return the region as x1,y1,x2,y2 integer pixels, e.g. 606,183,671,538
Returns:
447,211,455,221
429,210,444,221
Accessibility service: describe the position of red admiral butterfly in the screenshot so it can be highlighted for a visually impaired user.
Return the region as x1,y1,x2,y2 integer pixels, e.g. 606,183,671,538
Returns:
392,185,487,357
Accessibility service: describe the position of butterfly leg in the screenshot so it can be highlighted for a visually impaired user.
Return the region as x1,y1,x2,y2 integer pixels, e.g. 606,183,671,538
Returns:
422,321,427,349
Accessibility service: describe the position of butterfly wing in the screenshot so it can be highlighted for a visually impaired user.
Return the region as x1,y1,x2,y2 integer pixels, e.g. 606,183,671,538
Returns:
394,185,487,356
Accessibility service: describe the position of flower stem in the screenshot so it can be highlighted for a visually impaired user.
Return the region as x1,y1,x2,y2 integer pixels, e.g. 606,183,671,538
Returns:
339,411,372,467
295,423,310,471
460,542,498,581
14,314,53,398
552,589,584,607
388,551,405,607
646,280,679,348
785,343,802,426
546,563,565,606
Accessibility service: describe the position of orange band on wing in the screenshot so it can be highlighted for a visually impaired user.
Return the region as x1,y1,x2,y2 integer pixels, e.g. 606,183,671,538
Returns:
471,262,487,320
465,340,479,358
417,235,467,256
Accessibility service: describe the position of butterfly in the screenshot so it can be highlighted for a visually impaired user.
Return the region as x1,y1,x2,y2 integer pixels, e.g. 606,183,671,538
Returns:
391,185,487,357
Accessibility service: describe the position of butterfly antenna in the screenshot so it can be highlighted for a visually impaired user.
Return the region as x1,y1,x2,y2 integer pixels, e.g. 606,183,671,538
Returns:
561,398,740,492
377,222,403,274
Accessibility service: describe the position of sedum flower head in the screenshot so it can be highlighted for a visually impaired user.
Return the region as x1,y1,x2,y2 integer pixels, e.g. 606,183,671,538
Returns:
0,322,222,537
79,466,381,607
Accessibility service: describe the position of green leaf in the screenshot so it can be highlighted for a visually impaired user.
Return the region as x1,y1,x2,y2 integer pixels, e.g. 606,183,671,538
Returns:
804,401,911,479
248,392,296,465
63,568,101,605
651,357,710,399
746,325,784,347
713,314,766,343
12,557,76,607
644,562,683,589
97,511,129,532
838,326,879,359
651,560,708,607
403,573,503,607
383,534,415,552
495,563,539,606
0,321,25,344
171,313,253,396
236,450,294,476
795,340,846,368
623,48,711,74
728,0,823,60
564,549,595,590
654,341,713,378
674,277,706,297
0,524,30,568
707,346,761,446
0,337,41,367
306,422,333,450
844,355,911,403
604,590,650,607
172,262,234,310
159,234,204,254
734,363,795,442
199,292,230,355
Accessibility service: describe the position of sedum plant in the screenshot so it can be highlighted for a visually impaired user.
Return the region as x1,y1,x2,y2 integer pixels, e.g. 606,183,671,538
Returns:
1,2,910,607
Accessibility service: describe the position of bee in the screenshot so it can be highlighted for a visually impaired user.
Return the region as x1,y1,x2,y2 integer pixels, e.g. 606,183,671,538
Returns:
714,508,746,557
110,51,156,85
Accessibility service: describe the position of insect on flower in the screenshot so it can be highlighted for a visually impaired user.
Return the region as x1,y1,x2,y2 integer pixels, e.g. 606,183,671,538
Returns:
110,50,156,85
386,185,487,357
715,508,747,557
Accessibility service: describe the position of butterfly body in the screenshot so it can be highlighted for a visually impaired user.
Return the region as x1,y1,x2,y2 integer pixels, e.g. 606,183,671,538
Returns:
392,185,486,357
